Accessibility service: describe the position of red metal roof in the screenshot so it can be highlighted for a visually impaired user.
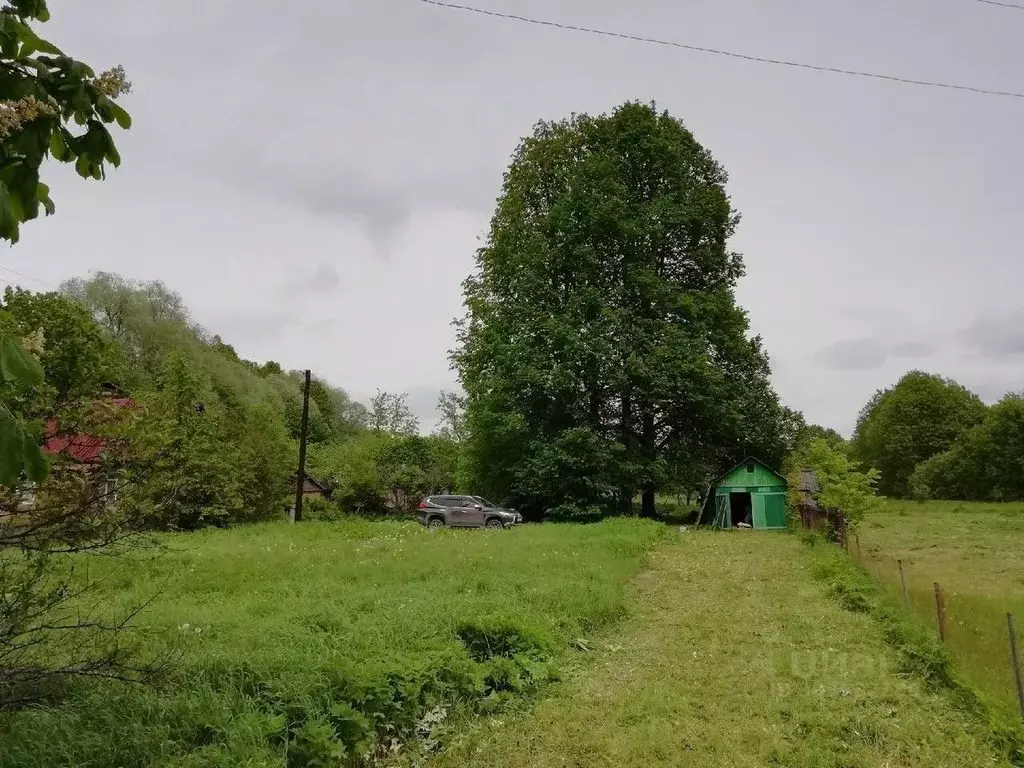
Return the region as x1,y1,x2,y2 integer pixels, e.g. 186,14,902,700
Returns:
41,395,137,465
43,432,108,463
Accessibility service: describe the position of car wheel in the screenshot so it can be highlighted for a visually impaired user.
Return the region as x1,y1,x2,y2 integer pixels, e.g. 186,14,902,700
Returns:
428,517,445,529
485,518,503,530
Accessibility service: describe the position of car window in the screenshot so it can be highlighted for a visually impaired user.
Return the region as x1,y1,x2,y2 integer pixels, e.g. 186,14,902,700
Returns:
473,497,495,507
429,496,454,507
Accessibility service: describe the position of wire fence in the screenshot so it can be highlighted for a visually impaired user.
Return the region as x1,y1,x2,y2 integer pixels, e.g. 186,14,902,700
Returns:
846,532,1024,724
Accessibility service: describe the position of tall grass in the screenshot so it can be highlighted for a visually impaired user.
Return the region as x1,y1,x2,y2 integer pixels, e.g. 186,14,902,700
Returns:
858,500,1024,726
0,518,668,767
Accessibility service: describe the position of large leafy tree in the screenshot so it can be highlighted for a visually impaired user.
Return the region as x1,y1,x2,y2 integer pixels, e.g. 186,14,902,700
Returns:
851,371,987,498
455,102,787,518
0,0,131,243
911,394,1024,501
1,287,115,402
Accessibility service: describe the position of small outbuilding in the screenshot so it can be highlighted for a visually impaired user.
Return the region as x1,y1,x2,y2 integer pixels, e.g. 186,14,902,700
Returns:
700,457,788,530
292,473,329,501
793,468,847,541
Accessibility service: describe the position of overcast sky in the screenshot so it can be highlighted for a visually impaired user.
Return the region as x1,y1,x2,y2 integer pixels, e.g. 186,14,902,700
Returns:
2,0,1023,434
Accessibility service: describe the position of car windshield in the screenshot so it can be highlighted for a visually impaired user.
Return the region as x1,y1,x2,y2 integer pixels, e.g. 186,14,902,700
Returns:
473,497,496,507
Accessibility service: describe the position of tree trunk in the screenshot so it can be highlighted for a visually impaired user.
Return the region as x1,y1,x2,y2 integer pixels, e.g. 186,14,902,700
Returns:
641,487,656,518
640,410,656,518
618,390,634,516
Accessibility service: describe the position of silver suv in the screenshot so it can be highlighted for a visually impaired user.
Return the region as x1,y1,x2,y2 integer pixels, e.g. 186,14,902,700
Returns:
417,495,522,529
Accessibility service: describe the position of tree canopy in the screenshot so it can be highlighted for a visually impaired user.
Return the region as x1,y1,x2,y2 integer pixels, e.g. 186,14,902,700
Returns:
910,394,1024,502
788,438,879,531
851,371,987,498
455,102,794,519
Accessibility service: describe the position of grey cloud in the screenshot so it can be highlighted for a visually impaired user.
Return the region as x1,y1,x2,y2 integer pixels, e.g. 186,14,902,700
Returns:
970,379,1019,404
819,338,936,370
958,313,1024,359
404,386,445,428
14,0,1024,440
283,263,342,295
890,342,935,359
253,164,412,244
819,338,890,371
226,156,499,247
202,310,302,343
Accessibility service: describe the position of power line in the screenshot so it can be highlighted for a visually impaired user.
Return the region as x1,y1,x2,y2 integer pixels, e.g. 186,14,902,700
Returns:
0,266,55,288
974,0,1024,10
418,0,1024,100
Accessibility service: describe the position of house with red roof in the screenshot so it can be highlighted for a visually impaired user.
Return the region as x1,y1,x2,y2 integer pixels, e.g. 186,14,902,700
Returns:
41,383,138,503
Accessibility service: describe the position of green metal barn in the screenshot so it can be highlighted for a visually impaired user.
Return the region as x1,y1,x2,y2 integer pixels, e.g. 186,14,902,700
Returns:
700,457,788,530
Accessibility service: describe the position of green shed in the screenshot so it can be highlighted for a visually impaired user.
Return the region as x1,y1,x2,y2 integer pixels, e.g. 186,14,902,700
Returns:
700,457,788,530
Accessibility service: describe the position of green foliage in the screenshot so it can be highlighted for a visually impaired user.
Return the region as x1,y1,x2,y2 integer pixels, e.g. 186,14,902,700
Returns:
434,389,466,442
1,286,115,401
301,496,342,522
455,102,792,519
117,351,294,530
308,432,458,514
368,389,418,436
789,438,880,527
0,328,45,485
43,272,385,529
0,2,131,242
851,371,986,498
911,394,1024,501
0,517,667,765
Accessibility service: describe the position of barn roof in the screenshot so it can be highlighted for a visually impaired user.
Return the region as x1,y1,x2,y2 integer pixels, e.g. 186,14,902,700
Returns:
797,469,820,494
292,473,327,493
794,468,821,511
715,456,787,486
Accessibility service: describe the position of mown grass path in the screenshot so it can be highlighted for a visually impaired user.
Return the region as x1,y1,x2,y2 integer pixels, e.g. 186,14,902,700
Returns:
434,533,1009,768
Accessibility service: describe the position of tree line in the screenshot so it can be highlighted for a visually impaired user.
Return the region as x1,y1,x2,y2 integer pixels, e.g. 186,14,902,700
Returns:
1,273,462,529
850,370,1024,502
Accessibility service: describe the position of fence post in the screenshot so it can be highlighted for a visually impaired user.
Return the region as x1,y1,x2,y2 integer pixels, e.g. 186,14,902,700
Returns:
898,559,910,609
934,582,948,642
1008,613,1024,720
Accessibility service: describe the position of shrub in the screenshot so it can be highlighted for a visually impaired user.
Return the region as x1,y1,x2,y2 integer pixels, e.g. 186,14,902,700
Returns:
302,497,344,522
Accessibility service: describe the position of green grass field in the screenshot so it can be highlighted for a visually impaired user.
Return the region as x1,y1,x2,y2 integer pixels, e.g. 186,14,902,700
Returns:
0,519,669,767
429,533,1012,767
3,514,1019,767
858,500,1024,724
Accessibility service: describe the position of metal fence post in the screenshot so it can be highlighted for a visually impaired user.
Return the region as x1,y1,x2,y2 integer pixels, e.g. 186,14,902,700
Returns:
1008,613,1024,721
898,559,910,609
934,582,948,642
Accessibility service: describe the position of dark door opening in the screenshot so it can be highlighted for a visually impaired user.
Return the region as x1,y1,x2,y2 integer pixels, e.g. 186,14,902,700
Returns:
730,492,752,527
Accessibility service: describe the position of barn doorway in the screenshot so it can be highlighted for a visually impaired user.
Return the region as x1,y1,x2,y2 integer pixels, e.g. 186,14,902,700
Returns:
729,492,752,527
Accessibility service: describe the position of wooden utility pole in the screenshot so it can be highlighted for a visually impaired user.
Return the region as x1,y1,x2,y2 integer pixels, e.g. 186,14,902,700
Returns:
294,369,311,523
